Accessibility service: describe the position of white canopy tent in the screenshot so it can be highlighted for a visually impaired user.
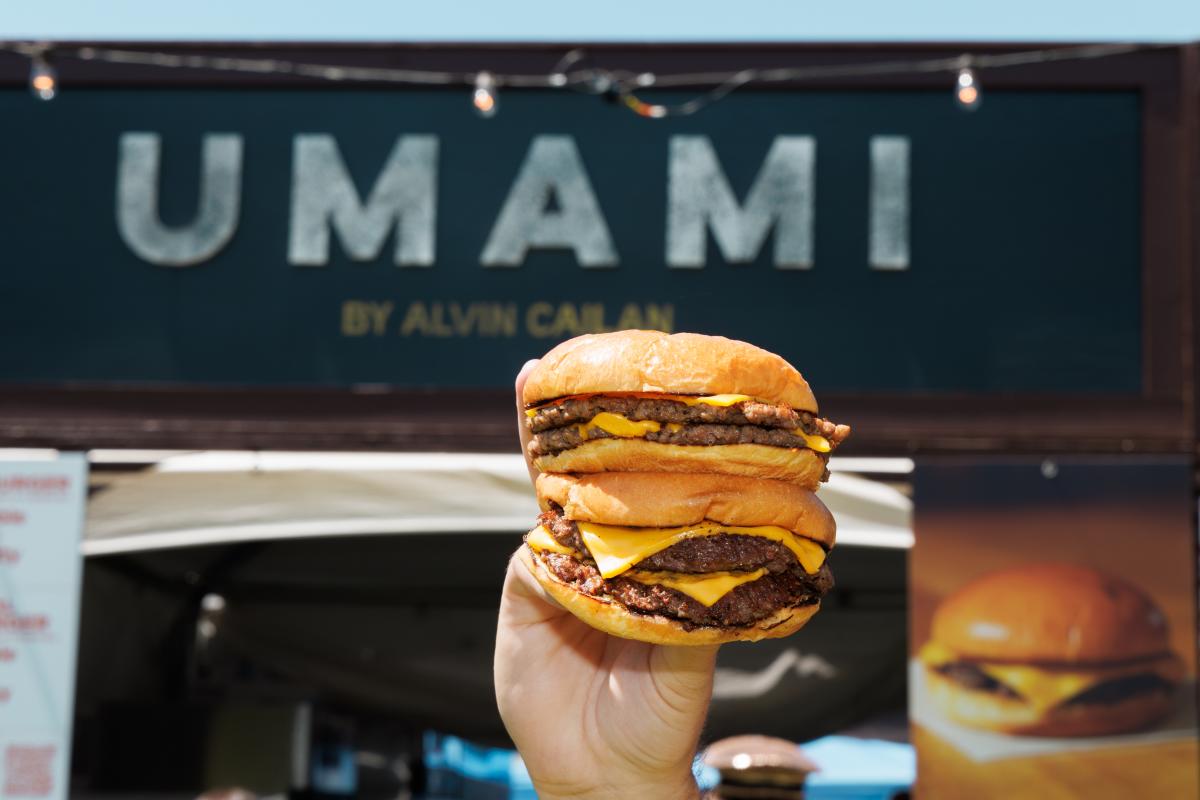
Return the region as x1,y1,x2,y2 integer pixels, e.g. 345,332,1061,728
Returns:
68,451,914,746
83,452,912,555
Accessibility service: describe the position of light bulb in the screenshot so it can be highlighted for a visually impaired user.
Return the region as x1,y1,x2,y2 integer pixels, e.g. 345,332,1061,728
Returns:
201,593,227,613
955,67,980,111
473,71,498,118
29,55,57,101
624,95,668,119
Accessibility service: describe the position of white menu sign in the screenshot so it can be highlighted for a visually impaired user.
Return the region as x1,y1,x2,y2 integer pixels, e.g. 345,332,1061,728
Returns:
0,455,87,800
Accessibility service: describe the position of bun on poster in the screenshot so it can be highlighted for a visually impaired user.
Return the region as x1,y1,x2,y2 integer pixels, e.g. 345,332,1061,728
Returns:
919,563,1185,737
522,472,835,645
522,330,850,488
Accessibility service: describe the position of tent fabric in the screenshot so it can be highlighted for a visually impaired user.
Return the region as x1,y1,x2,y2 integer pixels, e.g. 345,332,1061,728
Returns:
83,453,911,554
84,453,540,553
76,453,912,745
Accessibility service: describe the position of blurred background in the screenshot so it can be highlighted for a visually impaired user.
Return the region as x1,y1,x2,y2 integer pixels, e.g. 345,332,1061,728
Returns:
1,3,1199,799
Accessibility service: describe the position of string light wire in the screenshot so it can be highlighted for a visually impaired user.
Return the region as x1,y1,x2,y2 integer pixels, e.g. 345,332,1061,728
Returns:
0,41,1164,118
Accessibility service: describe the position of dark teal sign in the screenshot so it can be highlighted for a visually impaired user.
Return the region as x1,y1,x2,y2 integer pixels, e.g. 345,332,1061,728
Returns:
0,88,1140,392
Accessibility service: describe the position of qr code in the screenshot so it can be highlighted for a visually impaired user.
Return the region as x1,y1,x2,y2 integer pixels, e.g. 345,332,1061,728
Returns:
3,744,55,797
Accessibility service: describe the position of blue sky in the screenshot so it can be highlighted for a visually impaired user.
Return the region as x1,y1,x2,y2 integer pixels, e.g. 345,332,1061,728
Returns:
4,1,1200,42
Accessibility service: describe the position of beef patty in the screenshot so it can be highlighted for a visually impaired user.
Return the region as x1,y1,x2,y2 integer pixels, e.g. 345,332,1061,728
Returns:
531,422,823,458
932,662,1023,701
533,548,827,630
1062,674,1177,706
537,506,831,578
526,395,849,459
933,662,1176,707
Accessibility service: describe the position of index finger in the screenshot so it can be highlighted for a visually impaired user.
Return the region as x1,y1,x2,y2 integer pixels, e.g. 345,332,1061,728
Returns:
515,359,540,487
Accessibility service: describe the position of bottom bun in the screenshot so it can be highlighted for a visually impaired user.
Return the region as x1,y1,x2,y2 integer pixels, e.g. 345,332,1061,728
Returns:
519,545,820,646
923,667,1175,737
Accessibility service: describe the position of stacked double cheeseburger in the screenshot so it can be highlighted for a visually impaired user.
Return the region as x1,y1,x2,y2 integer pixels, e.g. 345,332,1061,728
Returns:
519,330,850,645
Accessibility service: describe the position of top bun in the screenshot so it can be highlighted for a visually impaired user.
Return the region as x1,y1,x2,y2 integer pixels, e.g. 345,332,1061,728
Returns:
536,471,835,547
931,563,1171,664
523,330,817,412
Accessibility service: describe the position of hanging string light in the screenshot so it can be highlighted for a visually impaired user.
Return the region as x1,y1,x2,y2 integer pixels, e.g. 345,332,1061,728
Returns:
954,63,981,111
28,51,57,101
472,71,498,118
549,48,584,88
619,87,667,119
3,41,1155,119
588,72,613,94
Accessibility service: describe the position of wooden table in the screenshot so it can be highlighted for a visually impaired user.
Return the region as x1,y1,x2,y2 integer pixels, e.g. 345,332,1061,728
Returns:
913,724,1200,799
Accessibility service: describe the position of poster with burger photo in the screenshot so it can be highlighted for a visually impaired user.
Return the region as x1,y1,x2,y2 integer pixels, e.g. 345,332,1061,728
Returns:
910,459,1199,799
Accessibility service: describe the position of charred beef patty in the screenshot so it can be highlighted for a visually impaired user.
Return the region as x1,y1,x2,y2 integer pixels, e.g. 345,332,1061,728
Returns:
528,396,841,434
534,549,828,629
537,506,831,578
932,663,1023,700
934,662,1176,707
532,423,817,458
1062,674,1177,706
526,396,849,458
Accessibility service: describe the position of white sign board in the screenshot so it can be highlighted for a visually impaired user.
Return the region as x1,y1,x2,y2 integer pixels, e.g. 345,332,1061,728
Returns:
0,455,87,799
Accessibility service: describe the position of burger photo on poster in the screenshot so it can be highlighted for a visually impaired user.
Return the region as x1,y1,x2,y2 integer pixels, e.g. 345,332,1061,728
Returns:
519,330,849,645
918,563,1185,737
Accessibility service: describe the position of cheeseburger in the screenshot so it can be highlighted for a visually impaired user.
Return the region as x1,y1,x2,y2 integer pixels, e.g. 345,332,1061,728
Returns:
703,735,819,800
523,331,849,488
521,472,836,645
919,563,1184,737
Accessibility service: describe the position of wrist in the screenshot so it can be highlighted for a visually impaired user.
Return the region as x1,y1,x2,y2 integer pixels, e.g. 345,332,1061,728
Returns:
533,775,701,800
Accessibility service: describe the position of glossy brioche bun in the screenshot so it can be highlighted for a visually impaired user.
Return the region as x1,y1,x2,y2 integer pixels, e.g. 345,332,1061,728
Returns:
519,545,820,646
931,563,1172,664
536,472,835,549
531,438,827,489
923,666,1176,737
522,330,817,412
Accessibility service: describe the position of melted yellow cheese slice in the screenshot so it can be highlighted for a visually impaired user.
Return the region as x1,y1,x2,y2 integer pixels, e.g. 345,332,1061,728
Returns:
920,641,1184,714
626,568,767,606
579,411,661,439
672,393,753,407
584,410,830,453
526,525,577,555
527,525,797,608
798,431,832,453
578,520,826,579
982,658,1183,714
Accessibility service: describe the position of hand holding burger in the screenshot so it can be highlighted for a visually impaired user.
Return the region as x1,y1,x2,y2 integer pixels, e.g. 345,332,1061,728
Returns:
496,359,713,800
496,331,847,799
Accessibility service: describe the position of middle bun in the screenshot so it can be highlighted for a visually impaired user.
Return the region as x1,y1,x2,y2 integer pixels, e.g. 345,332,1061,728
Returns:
532,438,828,488
536,471,836,548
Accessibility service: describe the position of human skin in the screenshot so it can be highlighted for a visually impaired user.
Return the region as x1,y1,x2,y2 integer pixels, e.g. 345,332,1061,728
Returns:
493,359,718,800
